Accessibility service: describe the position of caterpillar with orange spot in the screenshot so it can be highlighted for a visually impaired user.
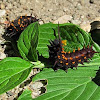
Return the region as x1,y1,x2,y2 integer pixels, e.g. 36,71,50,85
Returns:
48,24,99,71
6,15,38,40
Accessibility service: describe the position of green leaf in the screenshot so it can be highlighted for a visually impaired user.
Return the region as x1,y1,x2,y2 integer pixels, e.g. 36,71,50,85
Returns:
32,56,100,100
18,89,32,100
17,22,39,61
37,23,91,58
31,61,45,69
60,25,90,52
0,57,33,94
37,23,57,58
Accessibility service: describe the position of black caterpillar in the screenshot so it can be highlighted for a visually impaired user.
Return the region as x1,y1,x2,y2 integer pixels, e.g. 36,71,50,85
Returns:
48,24,98,71
6,15,38,40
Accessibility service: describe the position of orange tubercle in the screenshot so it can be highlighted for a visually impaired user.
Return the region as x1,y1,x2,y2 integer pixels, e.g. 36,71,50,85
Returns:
61,40,67,46
66,63,68,65
72,61,75,64
58,55,60,59
18,21,20,25
81,54,84,57
61,51,66,53
68,51,70,54
60,61,63,63
11,23,14,26
62,48,64,51
64,57,68,60
84,56,86,59
62,54,65,57
78,59,81,62
75,56,79,59
73,49,75,53
70,57,73,60
18,19,20,22
78,47,80,51
20,16,22,18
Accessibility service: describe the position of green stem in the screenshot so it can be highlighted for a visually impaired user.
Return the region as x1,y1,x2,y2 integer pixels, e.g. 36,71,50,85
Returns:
31,61,45,68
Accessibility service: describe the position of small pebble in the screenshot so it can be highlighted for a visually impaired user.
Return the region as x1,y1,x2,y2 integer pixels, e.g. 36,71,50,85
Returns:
53,15,72,24
0,93,7,100
30,82,43,90
33,69,40,74
48,9,53,12
20,0,27,4
0,3,5,9
18,88,23,91
0,28,5,35
6,3,13,9
31,92,39,98
32,91,39,97
7,96,14,100
80,0,90,5
76,3,82,10
0,10,6,17
93,17,100,21
6,91,15,97
0,52,6,59
11,89,15,93
81,15,84,19
71,19,81,25
0,40,2,44
15,89,19,94
63,7,68,12
80,23,91,32
39,20,44,25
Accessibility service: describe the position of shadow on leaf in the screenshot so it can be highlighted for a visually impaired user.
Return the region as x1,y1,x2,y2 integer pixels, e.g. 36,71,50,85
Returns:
38,55,53,68
92,67,100,86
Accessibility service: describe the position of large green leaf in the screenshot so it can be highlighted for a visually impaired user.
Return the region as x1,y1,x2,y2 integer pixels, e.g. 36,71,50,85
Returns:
0,57,33,94
37,23,93,58
18,82,100,100
60,25,90,52
32,57,100,100
37,23,78,58
18,22,100,100
37,23,57,58
17,22,39,61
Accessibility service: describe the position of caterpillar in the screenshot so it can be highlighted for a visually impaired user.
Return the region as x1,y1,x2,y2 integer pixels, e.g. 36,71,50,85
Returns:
6,15,39,40
48,24,98,71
